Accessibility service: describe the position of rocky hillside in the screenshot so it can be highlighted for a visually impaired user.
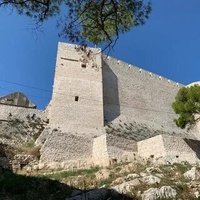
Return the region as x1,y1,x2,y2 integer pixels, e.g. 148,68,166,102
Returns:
0,116,46,147
0,116,46,173
0,114,200,199
1,158,200,200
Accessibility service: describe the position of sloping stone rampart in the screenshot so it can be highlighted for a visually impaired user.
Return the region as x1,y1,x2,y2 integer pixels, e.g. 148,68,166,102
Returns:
40,131,93,169
137,135,166,161
138,135,198,164
107,134,137,162
92,134,137,166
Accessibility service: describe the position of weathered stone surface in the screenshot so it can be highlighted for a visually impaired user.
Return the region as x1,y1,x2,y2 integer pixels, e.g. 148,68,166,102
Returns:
146,167,162,174
119,163,136,174
111,177,125,185
141,186,177,200
95,169,110,180
138,135,199,165
126,173,140,180
187,180,200,188
194,191,200,198
184,167,200,180
141,175,161,185
112,179,141,193
12,154,38,172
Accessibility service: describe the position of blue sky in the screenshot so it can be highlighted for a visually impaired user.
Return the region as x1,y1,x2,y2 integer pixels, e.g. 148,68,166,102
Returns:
0,0,200,110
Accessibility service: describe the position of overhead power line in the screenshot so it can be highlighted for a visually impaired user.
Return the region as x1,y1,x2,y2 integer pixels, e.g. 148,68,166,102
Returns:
0,79,175,115
0,86,50,100
0,79,51,93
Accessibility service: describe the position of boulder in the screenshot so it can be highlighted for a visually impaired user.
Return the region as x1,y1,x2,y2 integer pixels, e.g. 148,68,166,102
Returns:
142,175,161,185
146,167,162,174
111,177,125,185
126,173,140,180
95,169,110,180
112,179,141,193
184,167,200,180
141,186,177,200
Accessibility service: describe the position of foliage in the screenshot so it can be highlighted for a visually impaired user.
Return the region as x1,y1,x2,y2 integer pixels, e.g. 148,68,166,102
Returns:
172,84,200,129
45,167,99,180
0,0,151,50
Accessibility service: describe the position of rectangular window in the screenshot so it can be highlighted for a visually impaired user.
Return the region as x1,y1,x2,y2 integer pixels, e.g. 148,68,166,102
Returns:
81,63,87,68
75,96,79,101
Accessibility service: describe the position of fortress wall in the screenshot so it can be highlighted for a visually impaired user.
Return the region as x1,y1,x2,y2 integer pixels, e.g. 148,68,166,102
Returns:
0,104,46,121
106,134,137,162
102,56,187,134
40,131,93,167
137,135,166,160
138,135,198,164
49,43,104,132
162,135,198,164
92,134,137,166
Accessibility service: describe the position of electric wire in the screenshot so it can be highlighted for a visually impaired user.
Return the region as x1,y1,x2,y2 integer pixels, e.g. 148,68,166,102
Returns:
0,79,174,115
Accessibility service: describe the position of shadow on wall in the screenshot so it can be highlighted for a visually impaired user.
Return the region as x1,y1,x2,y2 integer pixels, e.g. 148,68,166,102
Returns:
184,139,200,160
102,60,120,124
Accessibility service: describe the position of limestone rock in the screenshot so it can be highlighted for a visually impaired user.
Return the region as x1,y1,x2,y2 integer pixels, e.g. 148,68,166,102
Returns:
111,177,125,185
187,180,200,188
112,179,141,193
194,191,200,198
31,165,38,170
155,173,164,178
140,172,148,177
184,167,200,180
95,169,110,180
126,173,140,180
141,186,177,200
142,175,161,185
38,163,45,170
158,186,177,198
119,163,135,173
146,167,162,174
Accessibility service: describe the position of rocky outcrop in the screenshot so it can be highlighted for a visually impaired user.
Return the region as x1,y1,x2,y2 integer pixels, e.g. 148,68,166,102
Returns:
141,186,177,200
184,167,200,180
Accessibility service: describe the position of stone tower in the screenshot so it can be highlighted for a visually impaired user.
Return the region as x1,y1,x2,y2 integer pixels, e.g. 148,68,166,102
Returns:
48,43,104,135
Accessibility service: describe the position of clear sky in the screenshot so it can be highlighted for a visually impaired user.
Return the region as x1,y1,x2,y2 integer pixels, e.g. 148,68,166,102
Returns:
0,0,200,110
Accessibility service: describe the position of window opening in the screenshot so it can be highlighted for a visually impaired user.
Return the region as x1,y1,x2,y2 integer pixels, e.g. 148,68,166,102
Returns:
150,155,154,158
81,63,87,68
75,96,79,102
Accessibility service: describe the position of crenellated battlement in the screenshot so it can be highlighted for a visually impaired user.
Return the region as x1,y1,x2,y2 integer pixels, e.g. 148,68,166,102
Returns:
104,55,182,88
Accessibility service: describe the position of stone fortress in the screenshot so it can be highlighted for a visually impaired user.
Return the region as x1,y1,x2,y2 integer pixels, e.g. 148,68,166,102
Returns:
1,42,200,169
